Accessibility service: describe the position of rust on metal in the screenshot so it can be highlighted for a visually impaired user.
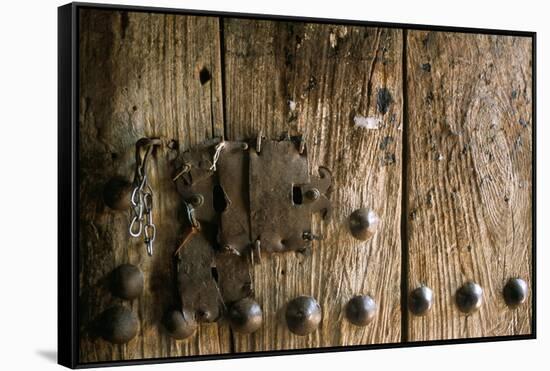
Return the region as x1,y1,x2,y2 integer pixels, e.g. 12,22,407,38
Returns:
175,230,221,322
169,134,331,324
249,137,331,253
217,141,252,256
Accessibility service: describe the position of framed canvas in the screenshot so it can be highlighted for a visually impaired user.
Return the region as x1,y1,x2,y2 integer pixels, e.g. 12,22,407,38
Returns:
58,2,536,368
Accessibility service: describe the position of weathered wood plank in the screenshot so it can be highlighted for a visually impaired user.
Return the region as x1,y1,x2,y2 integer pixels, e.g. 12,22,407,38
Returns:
405,31,532,340
223,19,403,351
78,9,230,362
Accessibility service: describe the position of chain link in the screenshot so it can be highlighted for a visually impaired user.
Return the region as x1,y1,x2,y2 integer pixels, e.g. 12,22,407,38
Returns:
129,140,158,256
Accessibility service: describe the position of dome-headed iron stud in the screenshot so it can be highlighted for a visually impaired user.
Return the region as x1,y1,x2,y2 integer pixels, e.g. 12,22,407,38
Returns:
103,177,132,211
285,296,322,336
99,305,138,344
349,208,379,241
408,286,434,316
228,298,263,334
345,295,377,326
163,309,198,340
110,264,144,300
455,282,483,314
503,278,528,309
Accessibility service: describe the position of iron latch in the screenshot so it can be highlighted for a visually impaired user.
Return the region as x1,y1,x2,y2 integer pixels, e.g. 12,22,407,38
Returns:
169,133,331,326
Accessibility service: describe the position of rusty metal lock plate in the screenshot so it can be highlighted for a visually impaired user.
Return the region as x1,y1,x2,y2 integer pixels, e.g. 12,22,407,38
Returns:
249,138,331,253
170,135,331,319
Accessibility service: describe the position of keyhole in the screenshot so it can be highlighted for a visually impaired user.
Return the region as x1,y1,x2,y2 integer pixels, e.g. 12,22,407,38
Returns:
292,185,303,205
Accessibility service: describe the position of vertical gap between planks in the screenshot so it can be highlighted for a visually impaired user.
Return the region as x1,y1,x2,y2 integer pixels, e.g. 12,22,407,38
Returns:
218,16,228,140
217,15,236,353
400,28,410,343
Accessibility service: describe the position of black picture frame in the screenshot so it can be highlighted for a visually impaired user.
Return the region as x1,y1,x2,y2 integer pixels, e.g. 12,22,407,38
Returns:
58,2,537,368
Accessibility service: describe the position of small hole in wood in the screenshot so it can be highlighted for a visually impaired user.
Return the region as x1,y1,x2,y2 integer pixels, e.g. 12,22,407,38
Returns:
199,67,211,85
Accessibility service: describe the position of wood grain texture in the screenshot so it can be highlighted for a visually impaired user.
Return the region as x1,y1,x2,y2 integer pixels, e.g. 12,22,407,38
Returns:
223,19,403,351
405,31,532,341
78,9,230,362
78,10,534,361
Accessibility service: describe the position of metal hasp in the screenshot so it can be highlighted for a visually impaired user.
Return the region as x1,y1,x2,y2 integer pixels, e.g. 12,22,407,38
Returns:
169,134,331,327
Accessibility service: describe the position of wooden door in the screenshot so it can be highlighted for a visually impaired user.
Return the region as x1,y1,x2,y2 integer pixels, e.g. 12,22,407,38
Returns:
77,7,533,364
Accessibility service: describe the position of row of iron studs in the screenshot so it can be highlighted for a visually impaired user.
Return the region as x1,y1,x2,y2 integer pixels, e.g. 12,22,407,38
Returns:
97,271,529,344
409,278,529,316
349,208,529,317
95,266,528,342
166,275,529,340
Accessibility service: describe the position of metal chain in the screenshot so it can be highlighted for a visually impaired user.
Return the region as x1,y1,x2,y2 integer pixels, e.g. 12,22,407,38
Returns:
129,140,158,256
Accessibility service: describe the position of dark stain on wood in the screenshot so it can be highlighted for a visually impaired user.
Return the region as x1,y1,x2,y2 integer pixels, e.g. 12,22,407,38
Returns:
377,88,393,114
